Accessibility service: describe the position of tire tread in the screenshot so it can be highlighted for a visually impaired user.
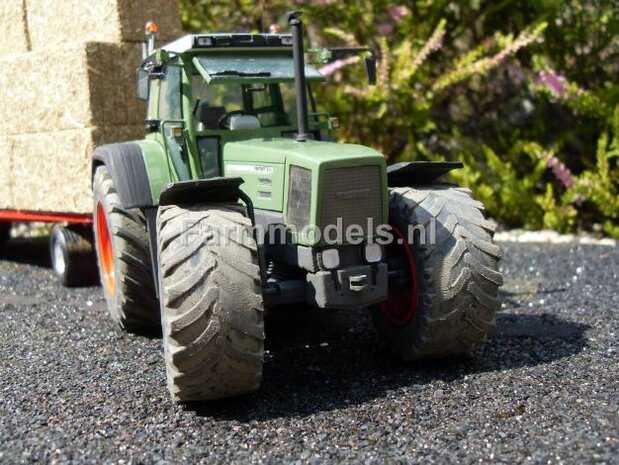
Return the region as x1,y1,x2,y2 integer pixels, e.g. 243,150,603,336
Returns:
376,185,503,359
157,203,264,402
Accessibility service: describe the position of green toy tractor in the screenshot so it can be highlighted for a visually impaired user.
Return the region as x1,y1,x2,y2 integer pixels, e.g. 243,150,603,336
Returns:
91,12,503,402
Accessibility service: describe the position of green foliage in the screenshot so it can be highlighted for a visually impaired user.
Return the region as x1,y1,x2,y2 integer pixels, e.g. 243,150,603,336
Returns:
569,125,619,236
178,0,619,237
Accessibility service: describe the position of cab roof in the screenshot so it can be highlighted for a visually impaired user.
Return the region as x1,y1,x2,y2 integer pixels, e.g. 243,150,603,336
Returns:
160,33,325,84
162,33,294,54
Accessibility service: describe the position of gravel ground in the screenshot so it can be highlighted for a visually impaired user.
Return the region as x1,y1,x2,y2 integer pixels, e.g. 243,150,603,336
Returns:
0,238,617,464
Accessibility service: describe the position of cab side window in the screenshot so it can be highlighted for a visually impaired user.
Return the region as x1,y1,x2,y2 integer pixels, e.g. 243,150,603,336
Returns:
159,66,182,120
146,75,158,120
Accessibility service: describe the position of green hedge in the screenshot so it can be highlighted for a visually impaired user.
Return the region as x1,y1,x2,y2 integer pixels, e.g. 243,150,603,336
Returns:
179,0,619,237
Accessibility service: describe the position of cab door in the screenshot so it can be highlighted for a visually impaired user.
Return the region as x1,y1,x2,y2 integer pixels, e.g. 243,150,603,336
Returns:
157,65,191,181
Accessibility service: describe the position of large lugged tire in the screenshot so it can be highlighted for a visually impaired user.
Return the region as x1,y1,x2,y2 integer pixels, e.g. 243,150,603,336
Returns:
92,166,159,330
157,203,264,402
374,185,503,359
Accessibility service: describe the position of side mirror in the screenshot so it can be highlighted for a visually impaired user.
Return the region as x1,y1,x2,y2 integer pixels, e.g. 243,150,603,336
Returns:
136,68,149,101
365,56,377,86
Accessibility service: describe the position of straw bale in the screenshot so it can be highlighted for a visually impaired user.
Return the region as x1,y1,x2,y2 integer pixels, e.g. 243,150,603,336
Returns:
0,0,30,57
0,138,14,209
7,124,144,213
0,42,146,136
26,0,182,49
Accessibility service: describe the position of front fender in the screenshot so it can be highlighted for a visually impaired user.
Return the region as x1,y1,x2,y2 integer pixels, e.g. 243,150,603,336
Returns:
159,177,245,206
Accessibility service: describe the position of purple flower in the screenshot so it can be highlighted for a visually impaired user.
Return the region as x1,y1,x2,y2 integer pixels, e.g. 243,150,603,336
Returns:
319,56,359,76
547,156,574,188
377,22,394,36
388,5,410,22
539,71,566,97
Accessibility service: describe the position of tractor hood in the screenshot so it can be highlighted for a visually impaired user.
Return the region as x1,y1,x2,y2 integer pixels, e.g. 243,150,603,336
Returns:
221,138,388,244
223,138,385,169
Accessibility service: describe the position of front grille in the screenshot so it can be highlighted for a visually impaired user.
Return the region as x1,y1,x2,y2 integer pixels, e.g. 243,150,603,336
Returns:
320,165,383,238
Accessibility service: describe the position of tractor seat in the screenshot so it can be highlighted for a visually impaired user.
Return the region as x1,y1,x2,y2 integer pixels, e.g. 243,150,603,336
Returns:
195,104,226,130
229,114,261,130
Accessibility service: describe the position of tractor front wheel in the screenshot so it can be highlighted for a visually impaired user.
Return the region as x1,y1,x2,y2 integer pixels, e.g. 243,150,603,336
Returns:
157,203,264,402
374,185,503,359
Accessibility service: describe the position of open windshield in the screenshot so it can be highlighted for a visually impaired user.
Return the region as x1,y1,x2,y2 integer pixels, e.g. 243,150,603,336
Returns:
191,77,314,129
194,53,324,83
191,52,323,130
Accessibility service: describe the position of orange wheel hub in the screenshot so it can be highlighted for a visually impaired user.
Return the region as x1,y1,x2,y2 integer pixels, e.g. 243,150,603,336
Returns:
96,203,115,296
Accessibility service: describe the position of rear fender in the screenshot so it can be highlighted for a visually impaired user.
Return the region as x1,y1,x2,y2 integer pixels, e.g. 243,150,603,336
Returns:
92,140,171,209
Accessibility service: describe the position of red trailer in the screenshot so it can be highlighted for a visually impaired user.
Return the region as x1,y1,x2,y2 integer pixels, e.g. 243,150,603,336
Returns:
0,210,98,286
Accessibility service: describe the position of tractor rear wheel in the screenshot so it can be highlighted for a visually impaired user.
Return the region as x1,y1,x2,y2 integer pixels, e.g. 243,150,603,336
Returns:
157,203,264,402
374,185,503,359
92,166,159,331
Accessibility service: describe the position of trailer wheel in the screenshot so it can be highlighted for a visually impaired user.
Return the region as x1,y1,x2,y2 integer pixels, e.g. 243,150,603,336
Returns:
92,166,159,331
157,203,264,402
374,185,503,359
49,226,97,286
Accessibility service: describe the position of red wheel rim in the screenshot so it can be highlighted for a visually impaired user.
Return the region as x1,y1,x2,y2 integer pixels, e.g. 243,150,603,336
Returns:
379,225,419,326
96,203,115,296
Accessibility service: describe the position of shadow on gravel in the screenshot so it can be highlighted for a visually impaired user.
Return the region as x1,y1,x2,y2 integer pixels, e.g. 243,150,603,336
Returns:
1,236,591,421
187,307,589,421
0,237,52,268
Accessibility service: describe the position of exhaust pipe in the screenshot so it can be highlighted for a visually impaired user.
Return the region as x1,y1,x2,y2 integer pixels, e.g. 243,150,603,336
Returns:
287,11,311,142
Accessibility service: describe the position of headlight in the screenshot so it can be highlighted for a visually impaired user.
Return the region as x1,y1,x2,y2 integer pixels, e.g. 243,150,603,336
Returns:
320,248,340,270
287,165,312,231
364,243,383,263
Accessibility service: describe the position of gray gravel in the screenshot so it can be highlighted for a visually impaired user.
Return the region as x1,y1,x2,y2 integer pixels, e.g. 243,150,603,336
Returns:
0,238,617,464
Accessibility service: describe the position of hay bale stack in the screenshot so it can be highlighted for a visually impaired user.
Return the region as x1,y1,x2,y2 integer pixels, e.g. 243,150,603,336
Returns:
0,0,30,57
0,0,183,214
0,138,14,209
0,42,146,136
26,0,182,49
4,125,144,213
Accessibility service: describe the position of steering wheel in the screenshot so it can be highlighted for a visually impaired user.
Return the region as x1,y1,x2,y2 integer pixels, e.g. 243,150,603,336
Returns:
218,110,259,129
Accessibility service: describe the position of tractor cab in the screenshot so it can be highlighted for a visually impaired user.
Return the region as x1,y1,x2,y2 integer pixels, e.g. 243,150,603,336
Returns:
136,32,335,181
190,46,324,130
172,33,328,133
